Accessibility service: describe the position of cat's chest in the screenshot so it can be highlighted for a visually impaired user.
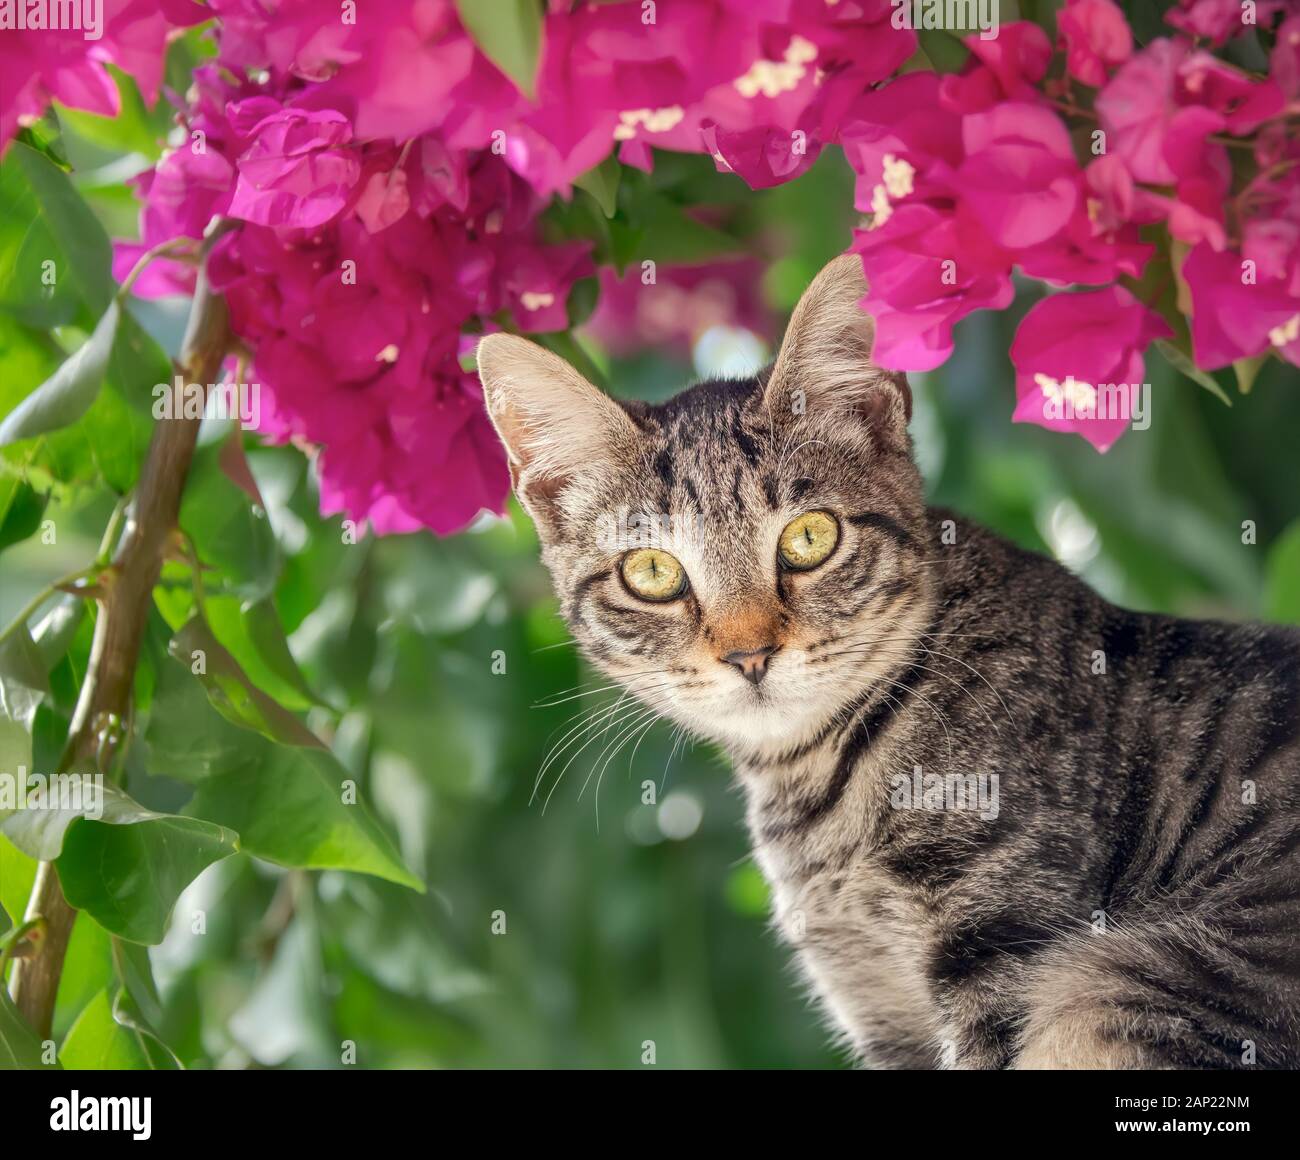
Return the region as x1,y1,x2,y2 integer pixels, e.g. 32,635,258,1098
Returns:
750,821,945,1066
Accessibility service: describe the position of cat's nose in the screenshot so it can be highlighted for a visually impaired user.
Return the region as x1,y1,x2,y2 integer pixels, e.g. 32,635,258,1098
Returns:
721,646,777,686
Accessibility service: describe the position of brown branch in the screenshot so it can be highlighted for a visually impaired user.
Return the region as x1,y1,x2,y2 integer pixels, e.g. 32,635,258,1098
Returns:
7,241,231,1040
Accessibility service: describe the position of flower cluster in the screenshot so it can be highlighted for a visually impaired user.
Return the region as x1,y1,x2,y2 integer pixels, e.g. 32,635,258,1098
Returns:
0,0,206,143
843,6,1299,448
4,1,1297,523
109,0,916,532
112,57,591,533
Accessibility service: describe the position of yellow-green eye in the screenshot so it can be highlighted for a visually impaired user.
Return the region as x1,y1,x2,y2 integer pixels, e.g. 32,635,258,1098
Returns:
621,547,687,601
778,511,839,571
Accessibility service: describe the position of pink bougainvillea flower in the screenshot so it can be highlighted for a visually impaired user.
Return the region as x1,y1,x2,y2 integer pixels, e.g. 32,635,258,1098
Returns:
1095,38,1186,185
490,238,594,334
854,204,1015,372
1166,0,1287,45
1081,154,1168,233
957,103,1081,249
0,0,188,146
1010,286,1172,451
227,107,362,229
1178,50,1284,134
1098,39,1285,186
1182,244,1300,369
188,117,588,536
1241,158,1300,295
939,21,1053,112
1057,0,1133,87
355,165,413,233
316,359,509,536
1160,106,1232,250
841,72,964,207
1017,194,1154,285
1274,14,1300,99
701,118,821,189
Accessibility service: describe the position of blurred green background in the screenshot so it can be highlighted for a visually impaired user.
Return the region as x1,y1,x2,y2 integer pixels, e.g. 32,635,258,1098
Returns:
2,145,1298,1069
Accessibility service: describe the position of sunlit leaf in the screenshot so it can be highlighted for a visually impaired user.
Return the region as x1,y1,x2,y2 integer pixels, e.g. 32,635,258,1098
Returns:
0,987,54,1070
0,142,113,329
455,0,544,99
59,988,148,1069
58,810,238,944
0,302,121,446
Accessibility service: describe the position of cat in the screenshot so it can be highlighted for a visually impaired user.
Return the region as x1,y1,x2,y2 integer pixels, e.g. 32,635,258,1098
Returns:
476,255,1300,1070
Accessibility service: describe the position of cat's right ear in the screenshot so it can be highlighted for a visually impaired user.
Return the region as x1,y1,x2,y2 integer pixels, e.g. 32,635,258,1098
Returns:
477,333,640,534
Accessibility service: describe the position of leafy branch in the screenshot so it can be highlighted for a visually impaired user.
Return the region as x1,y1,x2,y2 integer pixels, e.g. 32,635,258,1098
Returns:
6,233,231,1039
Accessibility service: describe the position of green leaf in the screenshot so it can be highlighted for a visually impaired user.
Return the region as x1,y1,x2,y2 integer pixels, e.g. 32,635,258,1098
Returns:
144,630,257,780
534,331,608,391
110,987,180,1069
52,911,114,1041
0,142,113,329
55,67,164,162
0,833,35,922
0,986,54,1070
59,988,150,1069
455,0,544,99
0,626,47,784
1154,339,1233,407
111,938,164,1029
3,834,118,1039
58,810,237,944
0,479,48,552
0,301,121,446
187,747,422,891
1265,519,1300,625
0,310,159,494
180,432,279,601
574,156,622,218
636,196,745,265
204,595,326,713
916,28,971,74
1233,353,1268,396
152,618,422,892
31,595,86,671
171,617,320,746
0,773,231,865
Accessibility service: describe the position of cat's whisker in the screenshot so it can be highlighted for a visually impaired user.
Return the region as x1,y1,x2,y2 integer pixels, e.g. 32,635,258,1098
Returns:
810,642,1001,736
872,676,957,762
840,643,1002,735
530,638,580,654
913,644,1017,725
533,667,673,708
776,436,829,480
534,686,673,806
582,705,663,832
625,708,661,778
660,722,690,796
541,696,652,814
569,700,663,823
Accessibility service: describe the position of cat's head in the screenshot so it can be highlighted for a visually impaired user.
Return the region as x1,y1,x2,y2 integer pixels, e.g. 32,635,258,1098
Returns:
478,256,933,754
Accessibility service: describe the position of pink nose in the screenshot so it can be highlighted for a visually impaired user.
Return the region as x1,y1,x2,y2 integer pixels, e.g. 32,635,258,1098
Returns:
721,646,776,686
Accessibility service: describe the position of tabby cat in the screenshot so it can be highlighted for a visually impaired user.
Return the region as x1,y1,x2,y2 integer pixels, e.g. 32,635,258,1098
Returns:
477,256,1300,1069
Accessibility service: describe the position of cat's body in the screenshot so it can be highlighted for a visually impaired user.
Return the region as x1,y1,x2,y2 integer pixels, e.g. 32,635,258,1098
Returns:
478,256,1300,1069
741,509,1300,1069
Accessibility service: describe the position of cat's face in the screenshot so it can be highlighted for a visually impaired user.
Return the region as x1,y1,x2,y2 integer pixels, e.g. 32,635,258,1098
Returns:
479,256,931,754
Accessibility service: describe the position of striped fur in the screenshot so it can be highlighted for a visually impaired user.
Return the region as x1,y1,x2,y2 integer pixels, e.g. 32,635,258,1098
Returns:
478,257,1300,1069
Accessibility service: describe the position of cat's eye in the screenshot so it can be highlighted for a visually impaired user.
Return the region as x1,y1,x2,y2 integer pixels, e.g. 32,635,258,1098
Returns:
621,547,687,601
778,511,839,571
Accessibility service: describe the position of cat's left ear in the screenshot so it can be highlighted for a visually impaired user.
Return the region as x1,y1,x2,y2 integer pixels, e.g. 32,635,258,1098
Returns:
760,253,911,452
